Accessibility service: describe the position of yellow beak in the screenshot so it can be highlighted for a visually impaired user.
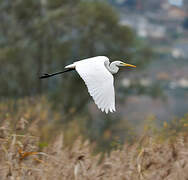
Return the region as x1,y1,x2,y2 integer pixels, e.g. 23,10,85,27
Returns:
123,63,136,68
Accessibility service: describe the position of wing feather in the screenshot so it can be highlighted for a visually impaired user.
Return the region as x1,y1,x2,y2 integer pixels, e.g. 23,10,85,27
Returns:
74,56,115,113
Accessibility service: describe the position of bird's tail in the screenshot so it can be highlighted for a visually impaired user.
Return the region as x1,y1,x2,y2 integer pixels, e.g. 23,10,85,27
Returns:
39,68,74,79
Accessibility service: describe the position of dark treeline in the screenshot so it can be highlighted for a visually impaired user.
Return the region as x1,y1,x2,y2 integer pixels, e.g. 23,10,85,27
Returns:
0,0,152,150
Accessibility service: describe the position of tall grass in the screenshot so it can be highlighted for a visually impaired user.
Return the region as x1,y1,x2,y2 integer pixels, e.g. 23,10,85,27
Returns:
1,97,188,179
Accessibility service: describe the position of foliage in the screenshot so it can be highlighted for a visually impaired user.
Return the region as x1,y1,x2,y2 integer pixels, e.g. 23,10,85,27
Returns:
0,0,152,113
159,114,188,141
0,0,155,154
1,97,188,153
1,105,188,179
142,114,188,143
0,97,137,152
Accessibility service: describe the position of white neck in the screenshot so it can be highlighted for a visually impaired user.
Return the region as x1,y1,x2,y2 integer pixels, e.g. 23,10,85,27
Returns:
105,61,119,74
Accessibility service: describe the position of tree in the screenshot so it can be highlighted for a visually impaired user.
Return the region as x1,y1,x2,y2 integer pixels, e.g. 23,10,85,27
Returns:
0,0,143,108
0,0,153,151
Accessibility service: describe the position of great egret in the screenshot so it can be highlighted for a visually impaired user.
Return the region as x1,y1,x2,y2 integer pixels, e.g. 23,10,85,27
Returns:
40,56,136,113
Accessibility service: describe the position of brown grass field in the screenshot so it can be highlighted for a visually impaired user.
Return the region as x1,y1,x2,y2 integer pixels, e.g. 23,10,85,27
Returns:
1,98,188,180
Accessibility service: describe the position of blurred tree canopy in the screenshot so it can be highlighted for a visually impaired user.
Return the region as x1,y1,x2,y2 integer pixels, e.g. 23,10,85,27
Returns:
0,0,152,118
0,0,153,152
0,0,151,110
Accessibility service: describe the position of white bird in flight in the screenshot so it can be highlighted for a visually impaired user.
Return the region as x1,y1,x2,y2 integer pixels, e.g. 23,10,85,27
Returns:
40,56,136,113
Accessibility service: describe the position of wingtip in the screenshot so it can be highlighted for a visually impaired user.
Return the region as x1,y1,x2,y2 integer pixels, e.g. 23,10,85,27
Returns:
103,107,116,114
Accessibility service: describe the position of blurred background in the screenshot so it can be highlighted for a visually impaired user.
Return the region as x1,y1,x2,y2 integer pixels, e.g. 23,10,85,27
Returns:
0,0,188,152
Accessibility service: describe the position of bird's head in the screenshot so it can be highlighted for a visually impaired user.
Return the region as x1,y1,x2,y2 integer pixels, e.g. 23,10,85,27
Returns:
115,61,136,68
109,61,136,74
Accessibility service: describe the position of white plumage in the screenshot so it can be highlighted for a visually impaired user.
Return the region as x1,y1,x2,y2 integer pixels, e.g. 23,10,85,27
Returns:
40,56,136,113
65,56,136,113
74,57,115,113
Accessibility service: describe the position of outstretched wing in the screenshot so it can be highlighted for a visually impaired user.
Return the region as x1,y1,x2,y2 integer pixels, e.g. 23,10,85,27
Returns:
75,56,115,113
